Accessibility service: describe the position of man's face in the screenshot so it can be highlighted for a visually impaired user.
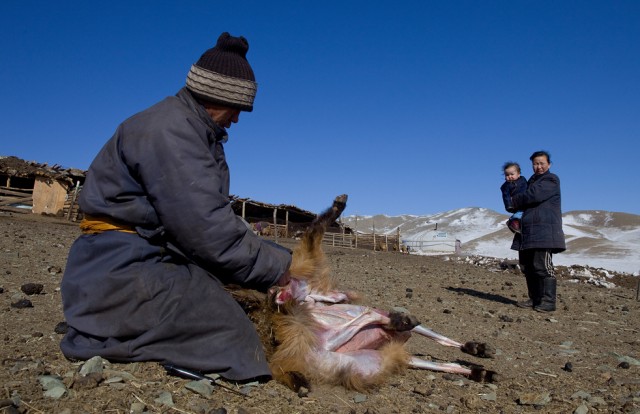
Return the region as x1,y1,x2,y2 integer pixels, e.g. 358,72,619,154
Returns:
206,106,241,129
532,156,550,175
504,166,521,182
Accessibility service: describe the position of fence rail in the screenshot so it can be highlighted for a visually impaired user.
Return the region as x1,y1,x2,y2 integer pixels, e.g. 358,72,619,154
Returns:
0,186,33,213
321,232,402,252
403,239,460,254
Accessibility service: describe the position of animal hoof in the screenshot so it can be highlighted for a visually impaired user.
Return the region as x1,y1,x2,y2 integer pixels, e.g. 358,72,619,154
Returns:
332,194,348,215
461,341,495,359
469,367,499,383
286,371,311,393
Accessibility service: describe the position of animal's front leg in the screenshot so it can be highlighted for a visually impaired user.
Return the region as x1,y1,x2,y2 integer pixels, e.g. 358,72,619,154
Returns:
408,357,497,382
411,325,463,348
412,325,495,358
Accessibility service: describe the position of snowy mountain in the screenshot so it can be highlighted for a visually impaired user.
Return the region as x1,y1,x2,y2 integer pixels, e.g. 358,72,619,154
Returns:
341,208,640,275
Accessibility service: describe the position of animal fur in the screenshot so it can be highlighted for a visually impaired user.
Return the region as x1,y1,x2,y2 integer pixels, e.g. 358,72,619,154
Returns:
230,194,495,392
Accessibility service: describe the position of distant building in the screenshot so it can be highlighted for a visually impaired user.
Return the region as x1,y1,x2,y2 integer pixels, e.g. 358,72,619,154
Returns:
0,155,85,218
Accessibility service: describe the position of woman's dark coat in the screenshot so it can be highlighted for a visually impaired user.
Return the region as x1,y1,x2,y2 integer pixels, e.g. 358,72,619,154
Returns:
60,88,292,380
508,170,566,253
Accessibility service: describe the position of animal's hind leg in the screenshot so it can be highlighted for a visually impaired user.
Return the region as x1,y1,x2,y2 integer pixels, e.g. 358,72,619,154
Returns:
318,194,348,226
290,195,348,289
411,325,495,358
304,194,348,241
408,357,498,383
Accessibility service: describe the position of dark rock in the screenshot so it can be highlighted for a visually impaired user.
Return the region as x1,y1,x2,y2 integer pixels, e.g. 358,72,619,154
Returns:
618,361,630,369
0,399,16,409
3,406,19,414
11,299,33,308
54,321,68,334
563,362,573,372
21,283,44,295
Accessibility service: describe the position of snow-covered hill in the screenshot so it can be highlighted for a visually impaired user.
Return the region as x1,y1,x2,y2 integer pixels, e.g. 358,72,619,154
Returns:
341,208,640,275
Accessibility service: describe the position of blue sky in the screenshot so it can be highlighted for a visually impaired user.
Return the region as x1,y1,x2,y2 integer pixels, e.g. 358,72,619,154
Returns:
1,1,638,216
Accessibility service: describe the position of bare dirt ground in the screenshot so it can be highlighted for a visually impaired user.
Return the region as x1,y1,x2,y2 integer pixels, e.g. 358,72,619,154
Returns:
1,213,639,414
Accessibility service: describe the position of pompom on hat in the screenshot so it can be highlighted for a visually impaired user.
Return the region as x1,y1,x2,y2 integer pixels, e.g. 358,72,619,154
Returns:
186,32,257,112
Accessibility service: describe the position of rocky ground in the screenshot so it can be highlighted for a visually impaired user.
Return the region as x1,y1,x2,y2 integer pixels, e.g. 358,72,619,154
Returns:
1,213,639,414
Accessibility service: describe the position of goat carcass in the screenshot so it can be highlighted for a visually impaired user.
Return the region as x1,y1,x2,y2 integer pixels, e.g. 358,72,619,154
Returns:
237,195,497,391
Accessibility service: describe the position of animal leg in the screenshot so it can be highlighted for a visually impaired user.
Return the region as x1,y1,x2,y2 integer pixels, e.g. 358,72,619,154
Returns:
411,325,463,348
288,194,348,293
408,357,497,383
310,304,404,351
411,325,495,358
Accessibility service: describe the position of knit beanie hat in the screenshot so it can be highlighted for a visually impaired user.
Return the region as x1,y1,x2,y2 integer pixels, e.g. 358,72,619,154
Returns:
186,32,257,112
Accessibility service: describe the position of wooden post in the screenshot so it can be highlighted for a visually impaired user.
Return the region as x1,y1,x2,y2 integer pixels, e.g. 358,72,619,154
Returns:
273,208,278,243
285,210,289,238
373,222,376,251
242,201,246,220
355,215,358,249
66,181,80,221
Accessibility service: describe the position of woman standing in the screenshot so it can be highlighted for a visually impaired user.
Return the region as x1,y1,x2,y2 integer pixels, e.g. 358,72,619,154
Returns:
506,151,566,312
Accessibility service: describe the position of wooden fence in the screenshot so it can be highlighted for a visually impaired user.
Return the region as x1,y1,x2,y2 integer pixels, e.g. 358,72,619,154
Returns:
0,186,33,214
321,231,402,252
256,221,404,253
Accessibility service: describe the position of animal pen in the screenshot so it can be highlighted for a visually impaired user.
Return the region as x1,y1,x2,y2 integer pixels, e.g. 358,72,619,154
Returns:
322,228,403,252
0,156,85,220
231,197,402,252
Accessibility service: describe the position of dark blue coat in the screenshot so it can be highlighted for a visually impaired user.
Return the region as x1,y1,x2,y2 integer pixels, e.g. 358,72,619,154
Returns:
509,171,566,252
60,88,291,380
500,176,527,213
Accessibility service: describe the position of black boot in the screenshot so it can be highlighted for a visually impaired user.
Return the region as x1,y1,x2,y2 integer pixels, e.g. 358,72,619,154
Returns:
534,278,556,312
516,275,540,308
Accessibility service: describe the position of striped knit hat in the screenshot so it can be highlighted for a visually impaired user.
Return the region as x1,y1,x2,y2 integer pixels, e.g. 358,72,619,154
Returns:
186,32,257,112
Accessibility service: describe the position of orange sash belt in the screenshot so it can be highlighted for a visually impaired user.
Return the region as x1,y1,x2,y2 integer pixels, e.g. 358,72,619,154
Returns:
80,215,137,234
